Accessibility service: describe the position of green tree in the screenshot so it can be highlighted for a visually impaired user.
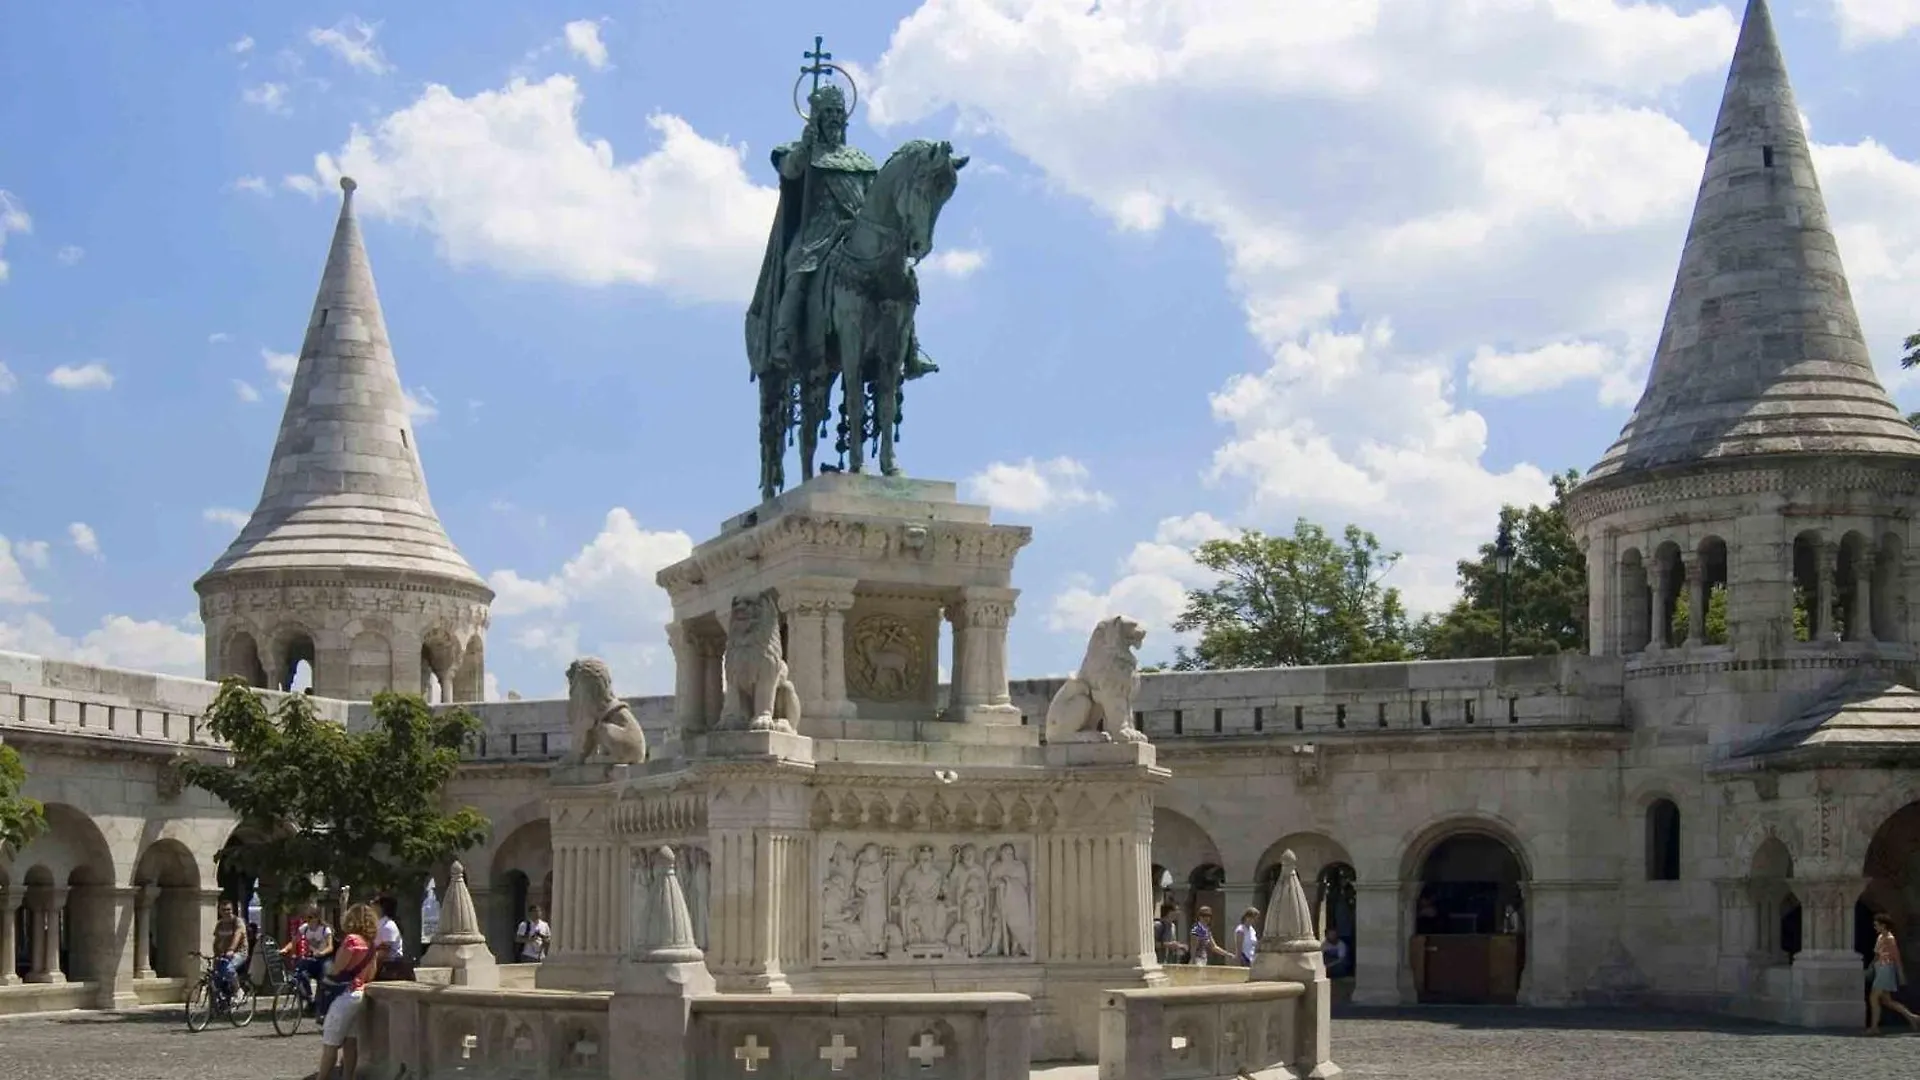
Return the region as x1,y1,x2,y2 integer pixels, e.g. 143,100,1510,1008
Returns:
1414,470,1589,658
1669,584,1730,645
1172,520,1411,670
0,742,47,857
178,684,488,906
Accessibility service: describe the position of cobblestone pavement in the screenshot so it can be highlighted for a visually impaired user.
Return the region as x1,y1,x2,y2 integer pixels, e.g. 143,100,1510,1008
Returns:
3,1003,1918,1079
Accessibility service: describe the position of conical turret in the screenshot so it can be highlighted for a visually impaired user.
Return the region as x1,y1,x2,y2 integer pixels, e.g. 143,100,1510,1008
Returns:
1585,0,1920,484
195,178,491,701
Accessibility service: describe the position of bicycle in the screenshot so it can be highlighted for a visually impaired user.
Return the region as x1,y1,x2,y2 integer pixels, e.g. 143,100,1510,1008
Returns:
268,942,321,1037
184,949,258,1032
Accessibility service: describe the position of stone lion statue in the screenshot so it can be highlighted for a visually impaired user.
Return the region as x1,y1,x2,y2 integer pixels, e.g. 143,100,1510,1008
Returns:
563,657,648,765
721,591,800,733
1043,615,1149,745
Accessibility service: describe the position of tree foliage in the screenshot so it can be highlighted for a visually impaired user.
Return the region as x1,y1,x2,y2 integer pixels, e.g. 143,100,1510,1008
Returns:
1669,584,1729,645
178,683,488,904
1172,520,1411,670
1413,470,1589,659
0,741,47,857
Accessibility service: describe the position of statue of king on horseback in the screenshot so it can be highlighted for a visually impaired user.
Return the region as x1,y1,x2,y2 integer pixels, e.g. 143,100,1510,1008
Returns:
744,37,968,502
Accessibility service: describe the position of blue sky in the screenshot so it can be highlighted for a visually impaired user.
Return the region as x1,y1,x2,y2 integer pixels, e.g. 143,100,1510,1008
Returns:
3,0,1920,698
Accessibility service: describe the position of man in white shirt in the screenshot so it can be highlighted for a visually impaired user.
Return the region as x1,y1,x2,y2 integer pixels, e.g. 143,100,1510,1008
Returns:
516,905,552,962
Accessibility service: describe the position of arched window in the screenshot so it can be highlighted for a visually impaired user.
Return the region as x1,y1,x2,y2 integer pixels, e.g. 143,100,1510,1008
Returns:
1645,798,1680,881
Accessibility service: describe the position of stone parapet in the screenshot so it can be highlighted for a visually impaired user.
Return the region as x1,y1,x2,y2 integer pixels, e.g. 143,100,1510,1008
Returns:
1098,982,1323,1080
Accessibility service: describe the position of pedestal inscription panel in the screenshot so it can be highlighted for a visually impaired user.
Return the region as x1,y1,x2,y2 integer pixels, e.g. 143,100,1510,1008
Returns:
818,836,1034,963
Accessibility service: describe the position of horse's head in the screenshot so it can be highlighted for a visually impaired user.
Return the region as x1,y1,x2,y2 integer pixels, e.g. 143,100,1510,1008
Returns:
873,138,969,263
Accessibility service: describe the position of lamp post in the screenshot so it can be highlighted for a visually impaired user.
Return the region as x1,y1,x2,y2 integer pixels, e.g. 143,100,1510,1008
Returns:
1494,519,1515,656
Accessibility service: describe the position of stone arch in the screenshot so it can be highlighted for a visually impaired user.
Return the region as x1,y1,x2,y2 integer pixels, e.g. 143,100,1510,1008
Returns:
421,627,461,704
487,816,552,961
1863,799,1920,995
219,627,269,688
134,838,201,978
1650,540,1685,648
347,627,395,699
267,622,321,693
1695,535,1729,645
1402,816,1531,1005
1617,547,1650,654
1838,530,1874,643
1873,531,1906,643
1397,813,1535,883
1732,817,1803,875
1151,807,1223,888
1791,529,1826,642
454,634,486,703
1645,797,1681,881
11,803,116,983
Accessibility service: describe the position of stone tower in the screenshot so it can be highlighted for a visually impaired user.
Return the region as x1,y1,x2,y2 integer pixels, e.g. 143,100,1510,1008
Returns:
195,178,493,702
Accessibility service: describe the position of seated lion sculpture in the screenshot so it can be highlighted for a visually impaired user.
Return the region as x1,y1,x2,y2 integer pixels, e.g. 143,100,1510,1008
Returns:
1044,615,1149,745
563,656,648,765
721,590,801,733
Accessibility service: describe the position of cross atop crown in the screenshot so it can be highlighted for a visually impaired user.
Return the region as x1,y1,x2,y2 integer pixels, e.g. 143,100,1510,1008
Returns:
793,34,858,121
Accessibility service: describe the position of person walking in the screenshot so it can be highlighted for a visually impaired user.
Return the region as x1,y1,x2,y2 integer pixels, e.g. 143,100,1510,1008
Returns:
515,905,552,963
1233,908,1261,966
1189,906,1231,966
315,903,382,1080
1867,912,1920,1035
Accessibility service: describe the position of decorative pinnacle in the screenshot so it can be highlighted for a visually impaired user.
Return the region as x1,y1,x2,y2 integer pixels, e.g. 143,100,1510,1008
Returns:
339,176,358,195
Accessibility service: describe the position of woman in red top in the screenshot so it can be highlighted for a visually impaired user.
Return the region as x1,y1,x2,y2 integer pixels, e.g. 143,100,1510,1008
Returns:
318,902,382,1080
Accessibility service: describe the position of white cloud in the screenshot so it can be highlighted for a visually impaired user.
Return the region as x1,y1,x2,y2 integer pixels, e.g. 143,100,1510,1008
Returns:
485,508,693,693
1816,139,1920,393
231,176,269,195
922,247,987,279
55,245,83,266
1046,512,1236,640
68,522,101,559
0,190,30,282
14,539,49,570
242,82,291,113
231,35,256,55
1832,0,1920,44
483,672,502,702
283,174,323,199
0,611,204,676
863,0,1920,627
965,456,1112,514
203,507,251,530
297,74,775,303
563,19,610,70
263,348,298,391
209,331,232,343
403,386,438,422
0,537,46,604
233,379,260,402
0,360,14,393
46,363,114,390
308,17,390,74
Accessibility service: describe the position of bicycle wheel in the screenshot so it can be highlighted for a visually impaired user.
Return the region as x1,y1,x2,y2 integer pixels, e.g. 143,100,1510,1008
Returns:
228,981,257,1027
271,983,305,1036
185,979,213,1032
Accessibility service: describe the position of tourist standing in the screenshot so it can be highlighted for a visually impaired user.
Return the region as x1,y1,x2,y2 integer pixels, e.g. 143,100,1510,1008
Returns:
210,900,250,1003
1867,912,1919,1034
316,903,382,1080
1233,908,1260,966
373,895,414,981
516,905,552,963
1189,906,1230,966
1152,903,1184,964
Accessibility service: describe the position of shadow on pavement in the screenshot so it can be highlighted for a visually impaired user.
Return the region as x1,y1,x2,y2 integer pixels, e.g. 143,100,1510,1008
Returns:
1334,1004,1870,1037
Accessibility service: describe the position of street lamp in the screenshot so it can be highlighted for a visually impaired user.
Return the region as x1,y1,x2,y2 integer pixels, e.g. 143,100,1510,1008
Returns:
1494,518,1515,656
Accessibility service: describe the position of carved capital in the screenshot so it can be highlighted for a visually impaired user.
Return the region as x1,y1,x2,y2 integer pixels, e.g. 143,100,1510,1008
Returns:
950,586,1018,631
776,577,859,619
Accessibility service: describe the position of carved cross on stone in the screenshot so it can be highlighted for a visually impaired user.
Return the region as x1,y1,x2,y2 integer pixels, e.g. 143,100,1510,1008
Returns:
571,1034,600,1067
735,1034,772,1073
907,1031,946,1069
511,1030,534,1058
461,1033,479,1060
819,1033,859,1072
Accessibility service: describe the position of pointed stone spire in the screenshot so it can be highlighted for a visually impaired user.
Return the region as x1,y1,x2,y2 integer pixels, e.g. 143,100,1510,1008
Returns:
1585,0,1920,484
630,846,704,964
1257,850,1322,954
419,862,500,986
198,176,486,587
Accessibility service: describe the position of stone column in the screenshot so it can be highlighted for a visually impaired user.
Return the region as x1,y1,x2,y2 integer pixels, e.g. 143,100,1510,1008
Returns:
1646,564,1670,651
947,586,1020,724
1713,877,1756,997
92,886,140,1009
666,622,704,737
703,776,812,993
1682,552,1705,647
29,888,68,983
132,885,156,979
1815,542,1837,641
698,636,725,733
1515,881,1575,1006
1851,552,1877,643
0,886,20,985
776,578,858,724
1790,877,1869,1028
1348,881,1407,1006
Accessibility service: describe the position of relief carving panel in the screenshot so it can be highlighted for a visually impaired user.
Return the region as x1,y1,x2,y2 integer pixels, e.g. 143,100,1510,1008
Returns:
846,614,926,702
818,836,1033,963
